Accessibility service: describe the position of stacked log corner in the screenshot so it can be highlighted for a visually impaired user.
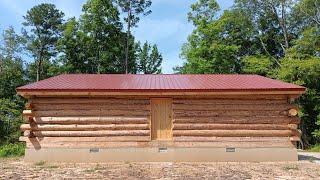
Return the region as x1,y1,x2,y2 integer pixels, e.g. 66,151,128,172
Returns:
20,95,301,149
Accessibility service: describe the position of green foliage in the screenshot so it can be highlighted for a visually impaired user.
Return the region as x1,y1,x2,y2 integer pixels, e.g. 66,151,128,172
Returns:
242,56,273,76
137,41,162,74
308,144,320,152
0,59,25,99
179,0,320,146
276,57,320,144
188,0,220,25
115,0,152,27
23,3,64,81
0,0,162,150
0,27,25,98
0,143,25,157
288,27,320,59
58,0,140,74
114,0,152,73
0,98,24,144
178,5,258,74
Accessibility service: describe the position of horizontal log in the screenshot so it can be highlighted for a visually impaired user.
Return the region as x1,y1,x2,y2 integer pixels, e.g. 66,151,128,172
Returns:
23,110,33,116
172,104,296,111
173,130,297,137
173,110,288,117
33,109,149,117
32,104,149,111
288,124,298,129
173,99,286,105
173,123,295,130
173,136,295,142
19,136,150,142
28,130,150,137
21,124,149,131
32,98,150,104
31,117,148,124
290,136,301,141
23,139,294,149
173,116,300,124
23,116,35,123
174,95,287,101
23,130,34,138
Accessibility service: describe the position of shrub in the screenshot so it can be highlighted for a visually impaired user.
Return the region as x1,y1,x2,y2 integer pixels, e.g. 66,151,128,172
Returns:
0,143,25,157
308,144,320,152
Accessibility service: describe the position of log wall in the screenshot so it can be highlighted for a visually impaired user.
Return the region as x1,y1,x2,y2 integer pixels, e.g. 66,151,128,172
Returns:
21,97,151,149
172,96,300,148
20,95,301,149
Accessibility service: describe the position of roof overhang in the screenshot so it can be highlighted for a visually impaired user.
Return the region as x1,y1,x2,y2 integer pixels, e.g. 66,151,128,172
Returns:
17,89,306,98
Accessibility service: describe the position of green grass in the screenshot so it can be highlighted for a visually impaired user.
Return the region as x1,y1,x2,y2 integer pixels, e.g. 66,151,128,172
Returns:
308,144,320,152
34,160,46,166
283,165,299,171
0,143,25,157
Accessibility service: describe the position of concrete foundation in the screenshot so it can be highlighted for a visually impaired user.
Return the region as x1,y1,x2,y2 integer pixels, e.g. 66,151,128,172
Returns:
24,147,298,162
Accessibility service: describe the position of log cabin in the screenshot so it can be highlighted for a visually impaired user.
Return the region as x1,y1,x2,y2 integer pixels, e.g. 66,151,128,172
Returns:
17,74,305,162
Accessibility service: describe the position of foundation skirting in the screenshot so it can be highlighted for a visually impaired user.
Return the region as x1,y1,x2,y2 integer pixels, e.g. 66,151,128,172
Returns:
24,147,298,162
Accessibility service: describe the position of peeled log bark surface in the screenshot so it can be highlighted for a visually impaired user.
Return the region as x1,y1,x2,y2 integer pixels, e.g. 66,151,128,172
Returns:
32,104,149,111
173,130,297,137
31,97,150,104
30,130,150,137
288,108,298,116
21,124,149,131
22,110,33,116
173,123,293,130
31,117,148,124
172,104,297,111
33,109,149,117
173,110,288,117
23,139,294,148
173,136,295,142
173,116,300,124
19,136,150,142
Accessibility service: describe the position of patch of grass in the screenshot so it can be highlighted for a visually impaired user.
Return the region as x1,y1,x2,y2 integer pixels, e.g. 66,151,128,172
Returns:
307,144,320,152
0,143,25,157
34,160,46,166
84,168,96,173
47,165,59,169
283,165,299,171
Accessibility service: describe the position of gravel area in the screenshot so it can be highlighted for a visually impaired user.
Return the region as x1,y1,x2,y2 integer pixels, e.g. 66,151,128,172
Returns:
0,153,319,179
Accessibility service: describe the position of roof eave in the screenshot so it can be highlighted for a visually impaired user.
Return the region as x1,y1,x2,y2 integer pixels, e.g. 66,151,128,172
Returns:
17,89,306,98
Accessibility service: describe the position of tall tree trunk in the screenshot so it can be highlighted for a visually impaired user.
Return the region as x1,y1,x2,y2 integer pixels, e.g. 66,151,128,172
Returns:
36,47,44,82
268,1,289,52
280,0,289,49
125,0,132,74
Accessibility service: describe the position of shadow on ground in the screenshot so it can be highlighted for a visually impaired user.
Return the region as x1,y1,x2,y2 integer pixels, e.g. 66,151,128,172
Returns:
299,154,320,161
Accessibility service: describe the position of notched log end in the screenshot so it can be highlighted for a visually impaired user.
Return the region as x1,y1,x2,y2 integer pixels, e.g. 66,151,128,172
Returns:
23,130,35,138
288,108,298,117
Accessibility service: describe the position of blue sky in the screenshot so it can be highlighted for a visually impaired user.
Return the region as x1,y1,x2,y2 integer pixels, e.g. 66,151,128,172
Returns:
0,0,234,73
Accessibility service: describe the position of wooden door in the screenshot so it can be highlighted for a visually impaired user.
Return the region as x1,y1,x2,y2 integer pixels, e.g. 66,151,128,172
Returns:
151,98,173,140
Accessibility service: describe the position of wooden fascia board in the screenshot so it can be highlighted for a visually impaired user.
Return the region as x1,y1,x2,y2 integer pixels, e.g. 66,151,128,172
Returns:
17,90,305,98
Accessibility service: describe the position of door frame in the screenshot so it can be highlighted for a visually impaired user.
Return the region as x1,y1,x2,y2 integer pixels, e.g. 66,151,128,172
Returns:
150,98,173,141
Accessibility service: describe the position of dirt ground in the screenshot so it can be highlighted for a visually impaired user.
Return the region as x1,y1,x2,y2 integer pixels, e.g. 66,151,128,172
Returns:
1,153,319,179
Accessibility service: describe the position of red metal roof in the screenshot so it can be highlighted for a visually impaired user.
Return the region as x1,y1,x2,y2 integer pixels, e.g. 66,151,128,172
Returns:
16,74,305,92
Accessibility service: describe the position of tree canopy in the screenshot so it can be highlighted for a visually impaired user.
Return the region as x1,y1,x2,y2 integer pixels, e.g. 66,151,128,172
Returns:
177,0,320,145
0,1,162,147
